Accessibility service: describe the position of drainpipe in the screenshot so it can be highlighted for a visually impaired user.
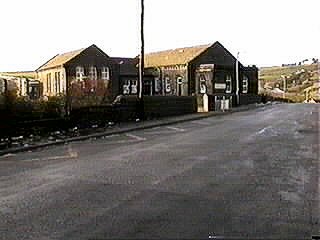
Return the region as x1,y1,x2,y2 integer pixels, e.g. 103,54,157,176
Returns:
155,66,162,95
185,63,189,96
158,67,164,96
64,65,70,118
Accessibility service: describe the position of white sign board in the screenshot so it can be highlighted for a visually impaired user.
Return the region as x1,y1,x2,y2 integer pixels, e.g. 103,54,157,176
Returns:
215,83,226,89
199,64,215,69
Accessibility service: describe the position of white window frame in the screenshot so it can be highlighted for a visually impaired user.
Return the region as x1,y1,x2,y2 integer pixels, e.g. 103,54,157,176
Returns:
46,73,52,93
54,72,61,94
123,80,130,95
225,74,232,93
89,66,98,90
199,73,207,94
76,66,85,82
242,75,248,93
154,77,161,93
176,76,183,96
177,77,183,85
101,66,110,81
131,80,137,94
89,66,97,81
165,76,171,93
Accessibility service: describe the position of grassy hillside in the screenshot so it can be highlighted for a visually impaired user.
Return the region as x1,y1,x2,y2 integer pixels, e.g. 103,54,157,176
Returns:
259,64,319,102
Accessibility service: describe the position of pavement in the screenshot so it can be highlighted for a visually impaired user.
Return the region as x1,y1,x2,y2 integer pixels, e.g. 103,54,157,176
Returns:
0,103,319,239
0,102,269,156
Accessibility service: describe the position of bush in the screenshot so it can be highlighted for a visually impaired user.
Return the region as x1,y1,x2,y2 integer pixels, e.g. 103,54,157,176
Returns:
42,96,66,118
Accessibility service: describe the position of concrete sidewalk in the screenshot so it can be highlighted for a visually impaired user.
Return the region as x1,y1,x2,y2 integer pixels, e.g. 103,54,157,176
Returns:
0,103,271,156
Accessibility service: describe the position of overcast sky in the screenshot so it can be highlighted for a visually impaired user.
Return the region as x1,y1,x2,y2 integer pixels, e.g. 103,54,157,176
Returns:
0,0,319,71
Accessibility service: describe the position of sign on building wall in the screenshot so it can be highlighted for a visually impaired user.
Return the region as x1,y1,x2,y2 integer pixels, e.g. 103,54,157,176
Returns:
199,64,215,69
214,83,226,89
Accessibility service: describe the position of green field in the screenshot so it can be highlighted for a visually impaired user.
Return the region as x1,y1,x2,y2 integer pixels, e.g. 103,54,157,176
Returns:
259,64,318,82
259,63,319,102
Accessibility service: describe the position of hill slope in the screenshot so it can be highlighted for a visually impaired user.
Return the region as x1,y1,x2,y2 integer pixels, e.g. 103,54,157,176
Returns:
259,64,319,102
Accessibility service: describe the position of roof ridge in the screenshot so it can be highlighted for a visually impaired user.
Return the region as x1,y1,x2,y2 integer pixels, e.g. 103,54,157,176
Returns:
145,43,212,55
57,47,86,56
36,47,87,71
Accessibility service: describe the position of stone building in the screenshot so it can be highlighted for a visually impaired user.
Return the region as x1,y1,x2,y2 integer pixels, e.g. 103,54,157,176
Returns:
143,41,259,109
36,44,119,106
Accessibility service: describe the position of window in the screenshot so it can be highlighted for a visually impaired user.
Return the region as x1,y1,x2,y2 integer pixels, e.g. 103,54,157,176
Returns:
165,76,171,93
55,72,61,94
101,67,110,81
199,73,206,94
89,66,97,80
242,75,248,93
123,80,130,94
61,74,65,92
131,80,137,94
225,74,232,93
176,76,183,96
154,77,161,93
76,66,84,82
89,66,97,90
46,73,52,93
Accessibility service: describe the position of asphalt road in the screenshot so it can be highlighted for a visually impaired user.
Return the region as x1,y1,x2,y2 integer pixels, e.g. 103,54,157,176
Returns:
0,103,319,239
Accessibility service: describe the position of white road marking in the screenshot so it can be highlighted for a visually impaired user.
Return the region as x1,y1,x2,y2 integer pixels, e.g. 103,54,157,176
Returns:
257,126,271,135
191,120,211,125
103,134,120,138
166,126,185,132
0,153,16,159
125,133,146,141
23,146,78,162
141,130,174,135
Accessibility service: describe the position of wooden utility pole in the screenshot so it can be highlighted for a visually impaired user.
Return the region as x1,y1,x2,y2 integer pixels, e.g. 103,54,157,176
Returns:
137,0,145,119
236,52,240,106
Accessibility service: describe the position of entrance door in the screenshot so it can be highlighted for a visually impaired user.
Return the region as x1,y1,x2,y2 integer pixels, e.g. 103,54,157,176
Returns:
143,79,152,96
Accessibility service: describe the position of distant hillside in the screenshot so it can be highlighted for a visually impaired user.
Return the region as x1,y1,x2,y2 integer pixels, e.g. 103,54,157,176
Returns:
0,71,36,79
259,64,319,102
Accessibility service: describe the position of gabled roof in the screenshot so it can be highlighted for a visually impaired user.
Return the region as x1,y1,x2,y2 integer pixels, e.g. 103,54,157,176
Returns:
36,44,107,72
36,48,85,71
144,43,213,68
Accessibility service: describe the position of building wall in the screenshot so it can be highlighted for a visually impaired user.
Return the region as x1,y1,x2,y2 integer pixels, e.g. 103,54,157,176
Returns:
0,79,4,94
37,67,66,97
190,42,239,96
159,65,188,96
189,43,259,108
64,46,119,105
242,66,259,95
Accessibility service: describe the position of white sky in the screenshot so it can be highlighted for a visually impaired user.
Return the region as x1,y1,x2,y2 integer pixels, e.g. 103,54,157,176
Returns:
0,0,319,71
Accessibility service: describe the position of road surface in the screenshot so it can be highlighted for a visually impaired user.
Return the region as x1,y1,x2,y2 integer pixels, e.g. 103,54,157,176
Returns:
0,103,319,239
